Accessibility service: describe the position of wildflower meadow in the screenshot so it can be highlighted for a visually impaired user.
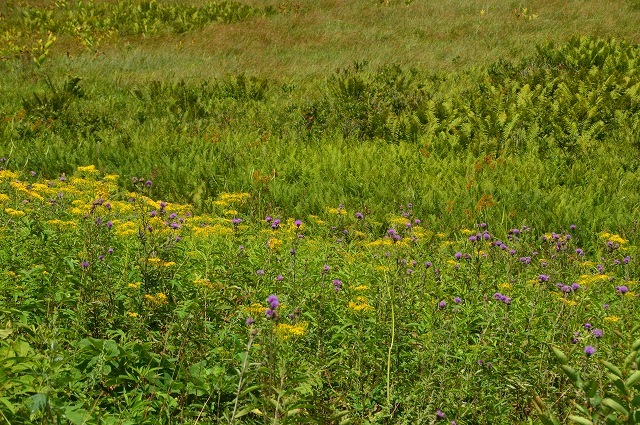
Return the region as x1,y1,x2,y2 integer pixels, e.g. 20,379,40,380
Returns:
1,1,640,424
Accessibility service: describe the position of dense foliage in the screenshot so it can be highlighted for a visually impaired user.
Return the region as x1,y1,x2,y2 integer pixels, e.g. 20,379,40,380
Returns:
1,1,640,423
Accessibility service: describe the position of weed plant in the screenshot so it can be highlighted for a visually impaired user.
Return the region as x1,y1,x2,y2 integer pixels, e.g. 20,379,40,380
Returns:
0,166,638,423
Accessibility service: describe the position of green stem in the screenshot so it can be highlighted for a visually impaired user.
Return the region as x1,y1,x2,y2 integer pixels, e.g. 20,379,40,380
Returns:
386,270,394,407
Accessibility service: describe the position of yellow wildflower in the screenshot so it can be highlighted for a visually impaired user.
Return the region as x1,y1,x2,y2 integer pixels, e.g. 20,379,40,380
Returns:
4,208,25,218
127,312,138,317
604,316,620,323
267,237,282,251
128,282,141,289
77,165,99,174
353,285,369,291
273,322,307,339
348,296,373,311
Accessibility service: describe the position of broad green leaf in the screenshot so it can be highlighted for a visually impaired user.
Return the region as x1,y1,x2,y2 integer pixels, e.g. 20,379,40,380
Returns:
561,365,581,386
551,346,568,364
632,338,640,352
601,360,622,378
602,398,629,417
568,415,594,425
625,370,640,388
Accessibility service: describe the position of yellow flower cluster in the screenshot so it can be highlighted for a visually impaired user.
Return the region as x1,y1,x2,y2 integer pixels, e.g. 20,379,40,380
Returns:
598,232,628,245
273,322,307,339
144,292,168,305
46,219,78,229
577,274,610,286
4,208,25,218
348,296,373,311
213,192,251,207
267,237,282,251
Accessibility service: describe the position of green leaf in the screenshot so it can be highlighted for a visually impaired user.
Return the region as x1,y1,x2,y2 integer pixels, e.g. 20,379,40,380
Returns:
601,360,622,378
0,397,15,413
29,393,47,414
624,351,637,370
552,346,568,364
561,365,581,386
632,338,640,352
568,415,594,425
64,406,91,425
607,373,629,396
602,398,629,417
625,370,640,388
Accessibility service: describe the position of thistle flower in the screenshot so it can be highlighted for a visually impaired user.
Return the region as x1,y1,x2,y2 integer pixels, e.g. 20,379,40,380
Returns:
355,212,364,220
616,285,629,294
438,300,447,309
256,269,265,276
584,345,596,356
246,317,254,325
436,410,446,420
592,329,603,338
267,294,280,310
454,297,462,304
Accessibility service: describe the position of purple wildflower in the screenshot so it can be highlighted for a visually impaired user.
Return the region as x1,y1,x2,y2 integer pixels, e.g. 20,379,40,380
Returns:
276,275,284,282
246,317,254,326
267,295,280,309
294,219,302,227
81,261,89,268
436,410,446,420
438,300,447,309
355,212,364,220
584,346,596,357
454,297,462,304
591,329,603,339
256,269,265,276
616,285,629,294
232,218,242,226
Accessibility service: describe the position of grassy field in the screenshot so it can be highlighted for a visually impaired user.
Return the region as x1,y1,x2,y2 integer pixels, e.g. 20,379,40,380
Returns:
1,0,640,423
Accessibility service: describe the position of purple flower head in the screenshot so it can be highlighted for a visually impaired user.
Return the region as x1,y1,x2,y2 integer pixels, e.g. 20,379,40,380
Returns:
265,309,275,319
571,283,581,291
454,297,462,304
454,252,462,260
614,259,621,265
107,247,114,254
592,329,603,338
81,261,89,268
290,248,296,255
597,264,604,273
276,275,284,282
294,219,302,227
132,176,138,184
584,345,596,357
265,215,272,223
246,317,254,326
575,248,584,256
570,224,576,230
584,323,592,330
323,264,330,273
438,300,447,309
355,212,364,220
256,269,265,276
414,219,421,225
98,255,105,261
624,256,631,264
616,285,629,294
149,210,157,217
267,295,280,309
561,285,572,294
603,303,609,309
436,410,446,420
538,274,550,282
145,180,152,187
332,279,343,291
232,217,242,226
407,268,413,275
469,235,477,242
479,222,487,228
425,261,432,268
159,201,167,209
